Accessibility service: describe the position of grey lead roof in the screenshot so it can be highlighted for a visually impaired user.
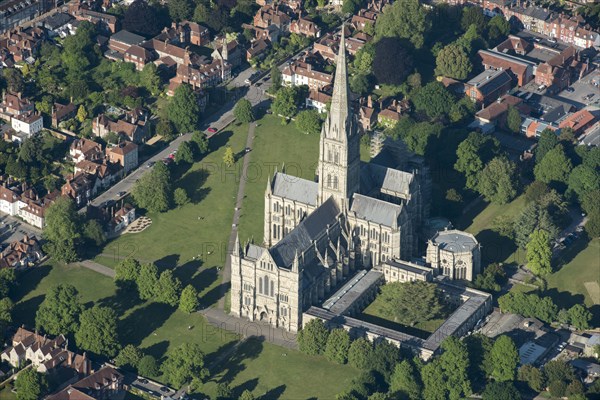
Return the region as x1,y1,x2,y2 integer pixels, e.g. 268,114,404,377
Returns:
244,243,265,260
361,163,413,198
110,30,146,46
432,230,478,252
269,197,340,268
272,172,318,206
384,259,431,276
350,193,402,227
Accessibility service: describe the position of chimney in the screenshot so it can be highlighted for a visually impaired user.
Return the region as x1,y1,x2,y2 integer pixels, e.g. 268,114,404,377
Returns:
67,350,73,365
367,95,372,108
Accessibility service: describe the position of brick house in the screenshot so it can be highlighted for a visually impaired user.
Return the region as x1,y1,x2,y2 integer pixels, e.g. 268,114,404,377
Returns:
0,235,44,269
123,45,154,71
51,102,77,128
155,21,211,47
282,60,333,90
47,366,124,400
69,1,119,33
465,69,514,106
1,92,34,120
105,141,138,173
108,30,145,54
306,87,332,114
253,5,291,31
70,138,103,163
290,17,321,38
478,49,536,86
92,113,149,143
558,110,597,136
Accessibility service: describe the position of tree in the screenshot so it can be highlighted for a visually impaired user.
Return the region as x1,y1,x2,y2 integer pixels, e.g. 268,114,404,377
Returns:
455,132,500,190
168,0,193,21
390,360,421,399
175,141,194,164
223,146,235,168
75,306,120,357
168,83,200,133
498,292,558,322
400,121,442,156
568,165,600,201
298,318,330,355
518,365,544,392
375,0,430,48
161,343,208,388
138,355,159,377
115,258,141,285
412,82,454,119
191,131,209,155
77,105,88,123
350,74,373,95
0,298,13,332
535,129,558,161
372,37,414,85
477,156,518,204
534,144,572,185
295,110,322,135
514,202,559,248
525,181,549,203
43,197,81,262
216,382,233,400
179,285,199,313
132,162,172,213
234,98,254,123
464,334,494,391
137,263,159,300
3,68,24,93
548,380,567,398
487,15,510,43
271,86,301,118
15,368,47,400
567,304,592,330
141,63,161,95
239,390,255,400
353,43,375,75
324,328,351,364
449,96,476,124
270,65,282,92
435,43,472,80
157,270,182,306
0,269,16,298
378,281,443,326
83,219,106,247
36,284,83,336
439,336,472,399
526,229,552,276
157,119,176,141
461,6,485,32
174,187,190,207
122,0,167,36
342,0,361,14
506,106,521,133
490,336,519,382
348,338,373,369
482,381,521,400
115,344,143,370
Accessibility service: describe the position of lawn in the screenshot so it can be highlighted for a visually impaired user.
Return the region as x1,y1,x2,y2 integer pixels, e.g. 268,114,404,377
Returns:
236,116,321,243
201,337,360,399
545,238,600,309
456,195,528,266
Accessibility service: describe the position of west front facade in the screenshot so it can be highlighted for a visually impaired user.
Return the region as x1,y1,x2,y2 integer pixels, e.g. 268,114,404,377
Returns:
230,30,425,332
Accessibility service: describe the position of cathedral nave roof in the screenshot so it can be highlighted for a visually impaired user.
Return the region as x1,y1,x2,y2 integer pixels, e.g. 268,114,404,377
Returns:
350,193,403,227
271,172,318,206
360,163,414,200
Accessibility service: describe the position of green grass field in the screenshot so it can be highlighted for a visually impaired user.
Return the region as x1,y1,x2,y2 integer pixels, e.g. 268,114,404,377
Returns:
457,195,528,266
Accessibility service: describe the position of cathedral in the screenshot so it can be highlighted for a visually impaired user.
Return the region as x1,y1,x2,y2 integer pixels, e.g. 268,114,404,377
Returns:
230,31,426,332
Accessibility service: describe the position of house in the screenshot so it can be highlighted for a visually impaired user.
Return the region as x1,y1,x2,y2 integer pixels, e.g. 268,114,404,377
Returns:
42,12,74,37
92,114,149,144
495,35,533,56
0,0,55,33
155,21,211,47
534,46,577,92
173,60,231,91
61,172,96,206
69,1,119,33
377,99,408,128
123,45,154,71
1,327,66,369
0,235,44,269
253,5,291,31
478,49,536,86
306,87,332,114
558,109,597,136
358,95,376,132
10,112,43,140
465,69,514,106
51,102,77,128
521,117,559,138
105,141,138,173
290,17,321,38
0,183,22,216
70,138,104,163
351,9,378,32
0,26,46,62
18,192,58,229
107,29,145,55
111,204,135,232
211,37,242,68
246,38,270,61
475,94,528,130
0,92,34,120
47,366,124,400
282,60,333,90
0,181,58,229
142,38,189,66
74,160,123,191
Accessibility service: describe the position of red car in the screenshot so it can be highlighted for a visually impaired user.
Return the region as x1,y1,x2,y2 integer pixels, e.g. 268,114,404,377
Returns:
207,127,217,133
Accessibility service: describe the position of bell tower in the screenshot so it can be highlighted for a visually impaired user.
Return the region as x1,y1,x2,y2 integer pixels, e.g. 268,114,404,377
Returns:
317,27,360,209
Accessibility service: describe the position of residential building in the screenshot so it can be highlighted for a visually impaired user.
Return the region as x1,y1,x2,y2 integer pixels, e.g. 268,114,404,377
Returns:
105,141,138,173
51,102,77,128
521,117,559,138
0,92,34,120
48,366,124,400
0,26,46,62
110,204,135,233
246,38,270,61
358,95,376,132
253,5,291,31
475,94,529,130
381,259,432,283
289,17,321,38
61,172,96,206
0,235,44,269
70,138,104,163
107,29,145,55
465,69,514,106
92,113,149,143
558,109,597,136
211,37,242,68
69,1,119,33
478,49,536,86
155,21,210,47
0,0,55,33
282,60,333,90
123,45,154,71
10,112,43,138
306,87,332,114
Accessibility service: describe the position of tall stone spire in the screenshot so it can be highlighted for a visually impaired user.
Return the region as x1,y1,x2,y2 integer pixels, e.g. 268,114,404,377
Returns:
328,26,350,135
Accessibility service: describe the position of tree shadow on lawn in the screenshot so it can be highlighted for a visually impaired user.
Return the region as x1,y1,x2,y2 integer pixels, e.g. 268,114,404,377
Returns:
201,281,230,308
118,302,175,347
455,197,489,231
233,378,259,398
179,263,219,295
12,264,51,302
209,130,233,154
142,340,170,362
260,385,286,400
476,229,517,265
154,254,181,272
97,285,144,317
205,340,240,371
542,288,587,312
552,234,591,272
210,337,264,384
176,169,211,204
13,294,44,327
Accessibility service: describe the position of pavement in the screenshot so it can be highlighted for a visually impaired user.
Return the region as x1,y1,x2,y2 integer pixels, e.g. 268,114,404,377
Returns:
0,214,42,246
68,259,116,278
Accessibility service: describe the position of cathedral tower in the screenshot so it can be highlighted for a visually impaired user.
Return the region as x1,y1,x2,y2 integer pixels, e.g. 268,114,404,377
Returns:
317,28,360,209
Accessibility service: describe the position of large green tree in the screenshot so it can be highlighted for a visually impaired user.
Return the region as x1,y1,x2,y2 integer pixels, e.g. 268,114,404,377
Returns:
115,258,141,285
378,281,443,326
518,364,545,392
43,197,81,262
435,43,472,80
137,263,160,300
15,368,47,400
490,335,519,381
141,63,161,95
477,156,518,204
138,354,159,377
534,144,572,185
115,344,143,370
526,229,552,276
132,162,172,213
35,284,83,336
298,318,330,355
179,285,199,313
324,328,351,364
234,98,254,123
567,304,592,330
295,110,322,135
348,338,373,370
455,132,500,190
271,86,302,119
535,129,558,161
375,0,431,48
168,0,193,21
482,381,521,400
168,83,200,133
390,360,421,399
506,106,521,133
157,270,182,306
175,141,194,164
75,305,120,357
161,343,208,388
412,82,454,119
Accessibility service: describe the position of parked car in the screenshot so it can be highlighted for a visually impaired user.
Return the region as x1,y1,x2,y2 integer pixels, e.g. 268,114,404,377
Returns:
147,161,155,168
163,158,173,165
565,87,574,93
117,191,126,197
207,127,217,133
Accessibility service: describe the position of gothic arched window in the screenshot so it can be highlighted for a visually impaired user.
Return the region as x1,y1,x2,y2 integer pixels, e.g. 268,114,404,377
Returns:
327,174,332,188
333,176,338,189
